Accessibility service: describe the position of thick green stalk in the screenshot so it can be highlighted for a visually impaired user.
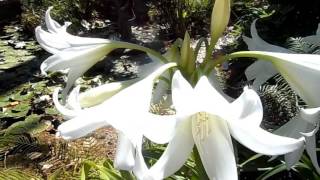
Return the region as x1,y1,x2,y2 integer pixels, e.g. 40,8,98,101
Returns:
111,41,168,63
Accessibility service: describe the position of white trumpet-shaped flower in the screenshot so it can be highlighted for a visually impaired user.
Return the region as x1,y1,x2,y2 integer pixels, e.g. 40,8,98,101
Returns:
229,50,320,172
36,7,165,98
54,63,177,144
35,7,114,97
143,71,305,180
242,20,293,89
54,63,177,177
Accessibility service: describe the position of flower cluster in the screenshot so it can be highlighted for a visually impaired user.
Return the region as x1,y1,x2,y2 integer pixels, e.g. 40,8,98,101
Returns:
35,1,320,179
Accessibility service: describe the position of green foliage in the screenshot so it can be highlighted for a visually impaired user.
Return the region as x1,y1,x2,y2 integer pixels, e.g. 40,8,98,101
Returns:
80,159,136,180
258,74,299,130
5,114,49,136
149,0,214,38
286,37,320,54
0,133,47,162
0,168,40,180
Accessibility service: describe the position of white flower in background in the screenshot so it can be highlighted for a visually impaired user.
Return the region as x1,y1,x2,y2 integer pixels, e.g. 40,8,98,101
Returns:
303,23,320,46
242,20,294,89
229,51,320,172
35,7,114,98
54,63,177,178
36,7,165,99
143,71,305,180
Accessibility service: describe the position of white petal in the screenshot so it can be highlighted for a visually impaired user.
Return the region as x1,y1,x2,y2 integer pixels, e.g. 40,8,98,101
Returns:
145,120,194,179
274,113,313,139
56,108,108,140
172,71,195,117
253,52,320,107
62,64,95,99
208,69,234,102
284,147,304,169
35,26,71,51
228,87,263,127
133,135,149,179
301,127,320,174
52,88,76,119
192,115,237,180
228,119,305,155
66,86,82,111
244,60,277,89
79,81,133,108
114,132,136,170
45,7,62,33
300,107,320,124
194,75,229,115
142,113,177,144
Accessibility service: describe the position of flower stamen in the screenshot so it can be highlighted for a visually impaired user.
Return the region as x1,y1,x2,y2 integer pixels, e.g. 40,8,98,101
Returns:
194,112,211,141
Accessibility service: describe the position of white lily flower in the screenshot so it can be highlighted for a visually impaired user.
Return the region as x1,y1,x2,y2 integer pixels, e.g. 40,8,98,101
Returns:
229,50,320,172
36,7,166,99
274,108,320,172
242,20,293,89
35,7,114,97
54,63,177,177
144,71,305,180
54,62,177,143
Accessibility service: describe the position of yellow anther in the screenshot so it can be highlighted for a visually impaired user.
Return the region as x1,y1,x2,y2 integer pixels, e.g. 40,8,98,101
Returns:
194,112,211,140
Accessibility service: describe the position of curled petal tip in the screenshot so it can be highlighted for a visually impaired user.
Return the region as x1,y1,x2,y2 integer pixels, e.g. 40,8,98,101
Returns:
300,125,319,137
55,131,61,138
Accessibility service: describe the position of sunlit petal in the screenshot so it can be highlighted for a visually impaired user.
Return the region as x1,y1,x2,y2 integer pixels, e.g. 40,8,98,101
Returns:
192,115,237,180
114,132,136,171
79,81,133,108
145,120,194,179
52,88,76,119
227,86,263,127
228,119,305,155
142,113,176,144
194,75,229,114
172,71,195,117
56,108,108,140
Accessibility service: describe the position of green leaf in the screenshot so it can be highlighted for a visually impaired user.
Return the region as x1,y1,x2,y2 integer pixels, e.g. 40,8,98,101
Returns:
257,164,287,180
48,168,63,180
5,114,49,136
81,162,92,180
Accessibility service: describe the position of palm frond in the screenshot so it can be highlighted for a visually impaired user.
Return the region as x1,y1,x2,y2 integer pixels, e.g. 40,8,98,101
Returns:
286,37,320,54
258,74,299,130
0,168,40,180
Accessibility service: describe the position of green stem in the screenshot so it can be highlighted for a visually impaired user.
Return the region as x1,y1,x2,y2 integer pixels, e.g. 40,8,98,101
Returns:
193,146,209,179
111,41,168,63
225,51,270,61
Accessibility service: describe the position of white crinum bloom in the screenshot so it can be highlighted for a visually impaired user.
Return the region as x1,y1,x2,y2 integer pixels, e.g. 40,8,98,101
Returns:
36,7,165,98
54,63,177,178
242,20,294,89
229,51,320,172
143,71,305,180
